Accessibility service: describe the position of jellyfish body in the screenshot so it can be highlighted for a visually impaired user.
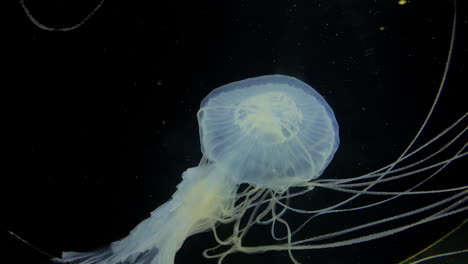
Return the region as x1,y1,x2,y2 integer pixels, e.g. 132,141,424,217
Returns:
198,75,339,189
53,75,339,264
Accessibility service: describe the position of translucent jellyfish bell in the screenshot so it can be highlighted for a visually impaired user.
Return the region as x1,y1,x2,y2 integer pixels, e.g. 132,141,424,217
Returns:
198,75,339,189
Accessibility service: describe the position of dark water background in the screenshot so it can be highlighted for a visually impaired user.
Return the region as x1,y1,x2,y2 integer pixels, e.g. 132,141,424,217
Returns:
3,0,467,263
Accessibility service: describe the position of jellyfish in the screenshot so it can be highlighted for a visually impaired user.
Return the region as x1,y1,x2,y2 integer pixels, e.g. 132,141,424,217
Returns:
36,2,465,264
51,63,466,264
51,74,339,264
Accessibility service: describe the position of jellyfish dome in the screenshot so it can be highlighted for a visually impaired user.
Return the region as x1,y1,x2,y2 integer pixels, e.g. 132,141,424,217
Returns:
198,75,340,189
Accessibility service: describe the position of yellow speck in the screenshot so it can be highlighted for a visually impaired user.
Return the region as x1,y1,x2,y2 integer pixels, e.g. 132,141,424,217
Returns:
379,26,385,31
398,0,408,5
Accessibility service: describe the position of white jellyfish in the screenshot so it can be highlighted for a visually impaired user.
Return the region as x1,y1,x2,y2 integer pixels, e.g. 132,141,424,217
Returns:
41,2,466,264
51,74,340,264
52,68,466,264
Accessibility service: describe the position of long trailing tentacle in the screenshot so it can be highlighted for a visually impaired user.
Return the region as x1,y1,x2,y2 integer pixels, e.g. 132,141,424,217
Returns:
20,0,105,31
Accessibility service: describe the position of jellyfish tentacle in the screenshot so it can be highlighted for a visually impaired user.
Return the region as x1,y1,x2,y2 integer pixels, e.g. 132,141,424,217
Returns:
271,151,465,239
230,190,465,254
289,190,467,246
275,122,465,219
408,249,468,264
315,112,466,189
20,0,105,31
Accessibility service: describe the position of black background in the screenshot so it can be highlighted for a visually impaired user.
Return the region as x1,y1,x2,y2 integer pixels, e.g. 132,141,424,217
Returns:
3,0,467,263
